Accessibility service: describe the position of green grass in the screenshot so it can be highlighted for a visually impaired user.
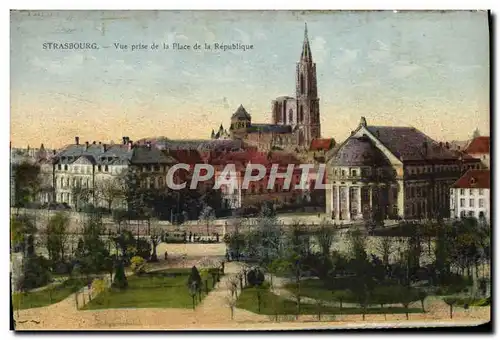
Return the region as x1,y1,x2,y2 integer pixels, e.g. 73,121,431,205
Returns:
236,284,422,316
12,278,88,310
83,268,220,310
284,279,338,302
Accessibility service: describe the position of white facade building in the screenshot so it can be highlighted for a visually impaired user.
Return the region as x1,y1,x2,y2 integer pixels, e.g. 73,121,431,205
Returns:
450,169,490,221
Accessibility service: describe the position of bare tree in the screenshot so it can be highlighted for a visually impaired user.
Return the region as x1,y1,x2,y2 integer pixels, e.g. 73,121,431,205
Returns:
376,236,395,267
95,178,124,211
314,218,336,257
199,205,215,236
149,219,163,262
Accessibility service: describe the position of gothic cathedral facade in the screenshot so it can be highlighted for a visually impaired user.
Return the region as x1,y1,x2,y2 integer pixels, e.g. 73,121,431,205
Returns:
211,24,322,152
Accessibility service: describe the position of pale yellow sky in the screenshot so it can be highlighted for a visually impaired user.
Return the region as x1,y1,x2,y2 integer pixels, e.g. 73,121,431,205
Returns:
10,10,490,149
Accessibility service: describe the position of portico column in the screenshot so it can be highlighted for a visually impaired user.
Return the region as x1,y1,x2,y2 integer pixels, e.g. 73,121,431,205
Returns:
346,185,351,221
335,185,340,220
369,185,373,215
357,186,363,219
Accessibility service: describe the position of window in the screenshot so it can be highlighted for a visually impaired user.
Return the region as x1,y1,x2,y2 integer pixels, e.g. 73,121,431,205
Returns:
479,189,484,195
341,170,346,177
64,165,68,171
479,199,484,208
105,165,109,172
469,189,473,195
460,210,466,217
98,165,102,172
352,170,357,177
469,199,475,208
460,189,465,195
460,198,465,207
468,211,474,217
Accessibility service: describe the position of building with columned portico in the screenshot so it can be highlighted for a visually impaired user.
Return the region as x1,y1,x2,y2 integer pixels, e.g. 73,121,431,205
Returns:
325,117,483,222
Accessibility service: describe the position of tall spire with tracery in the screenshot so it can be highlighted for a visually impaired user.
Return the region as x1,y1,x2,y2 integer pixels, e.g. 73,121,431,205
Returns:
301,23,313,62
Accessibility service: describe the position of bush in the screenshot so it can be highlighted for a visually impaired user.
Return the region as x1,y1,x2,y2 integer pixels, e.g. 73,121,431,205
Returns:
135,238,151,260
20,255,52,290
247,268,265,287
130,256,146,274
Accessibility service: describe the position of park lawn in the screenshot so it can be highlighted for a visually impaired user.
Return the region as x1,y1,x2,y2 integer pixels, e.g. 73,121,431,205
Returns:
236,285,422,316
12,278,88,310
284,279,337,302
83,268,221,310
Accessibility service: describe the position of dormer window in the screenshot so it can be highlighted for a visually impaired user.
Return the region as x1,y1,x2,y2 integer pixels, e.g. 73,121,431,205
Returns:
105,165,109,172
470,177,477,185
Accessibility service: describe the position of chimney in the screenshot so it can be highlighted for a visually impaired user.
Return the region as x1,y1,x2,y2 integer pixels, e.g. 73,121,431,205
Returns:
98,141,102,145
128,141,133,151
122,136,127,145
75,136,80,145
102,143,107,152
92,141,96,145
445,142,450,149
146,141,152,150
85,141,89,150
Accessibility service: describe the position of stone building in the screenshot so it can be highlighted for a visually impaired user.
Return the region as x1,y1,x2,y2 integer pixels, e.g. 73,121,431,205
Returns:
211,24,324,152
325,117,482,222
450,169,490,221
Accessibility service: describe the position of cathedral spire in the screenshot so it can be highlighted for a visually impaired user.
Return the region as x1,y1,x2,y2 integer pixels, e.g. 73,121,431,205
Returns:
301,23,312,62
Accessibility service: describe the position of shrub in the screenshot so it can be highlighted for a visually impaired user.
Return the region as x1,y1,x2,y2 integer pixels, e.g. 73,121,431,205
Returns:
130,256,146,274
20,255,52,290
247,268,265,287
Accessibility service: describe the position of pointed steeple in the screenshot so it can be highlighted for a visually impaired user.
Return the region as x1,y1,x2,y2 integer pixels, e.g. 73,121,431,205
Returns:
301,23,312,62
219,123,224,132
211,129,215,139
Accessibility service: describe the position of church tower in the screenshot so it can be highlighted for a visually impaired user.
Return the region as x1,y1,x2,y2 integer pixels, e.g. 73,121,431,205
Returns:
295,23,321,146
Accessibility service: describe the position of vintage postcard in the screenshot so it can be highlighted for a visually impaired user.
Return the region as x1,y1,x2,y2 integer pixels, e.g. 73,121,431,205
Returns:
10,10,491,331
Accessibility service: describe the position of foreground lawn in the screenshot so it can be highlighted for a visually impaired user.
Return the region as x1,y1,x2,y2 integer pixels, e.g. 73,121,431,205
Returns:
236,285,422,316
12,278,88,310
83,268,220,310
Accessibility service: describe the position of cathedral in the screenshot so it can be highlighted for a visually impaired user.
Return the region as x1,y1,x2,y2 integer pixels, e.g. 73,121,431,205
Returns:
211,24,322,152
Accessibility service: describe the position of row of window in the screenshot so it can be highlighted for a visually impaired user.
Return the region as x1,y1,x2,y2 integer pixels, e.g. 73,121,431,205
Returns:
57,164,115,173
460,210,486,218
459,188,485,196
406,163,481,175
460,198,485,208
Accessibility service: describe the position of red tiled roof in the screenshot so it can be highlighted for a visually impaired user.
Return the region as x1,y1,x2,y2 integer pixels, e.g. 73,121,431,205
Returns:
452,169,490,189
310,138,334,151
167,149,202,165
465,136,490,154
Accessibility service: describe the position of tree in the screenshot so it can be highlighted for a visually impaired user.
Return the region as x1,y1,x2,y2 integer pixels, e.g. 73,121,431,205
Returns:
11,215,36,254
112,260,128,289
95,178,124,211
148,219,163,262
199,205,215,236
74,213,111,278
44,212,70,265
331,290,352,314
314,219,336,257
376,236,394,267
443,296,458,319
12,161,41,207
394,286,418,320
188,266,203,305
417,290,428,313
71,184,92,211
